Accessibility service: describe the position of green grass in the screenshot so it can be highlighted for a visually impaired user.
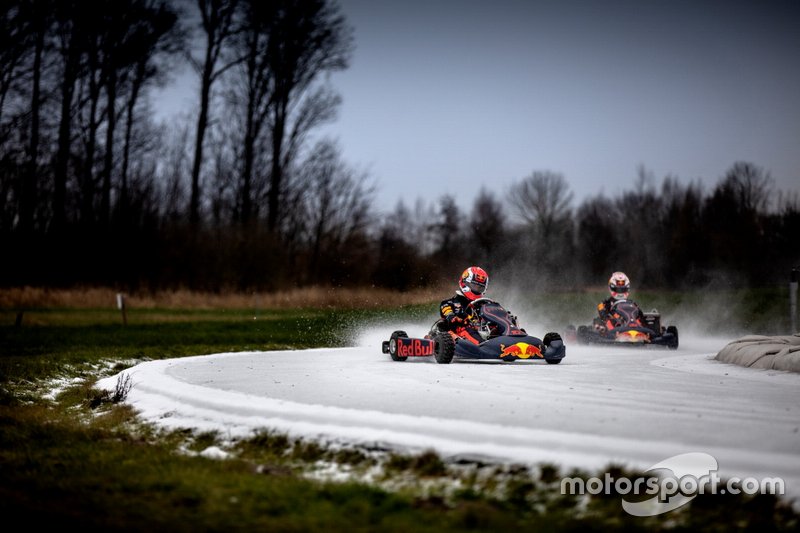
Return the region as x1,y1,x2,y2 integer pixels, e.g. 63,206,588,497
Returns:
0,295,798,531
0,405,449,531
0,305,436,385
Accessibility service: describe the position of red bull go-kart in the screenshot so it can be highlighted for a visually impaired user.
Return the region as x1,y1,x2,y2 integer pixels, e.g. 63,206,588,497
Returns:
382,298,566,364
565,299,679,349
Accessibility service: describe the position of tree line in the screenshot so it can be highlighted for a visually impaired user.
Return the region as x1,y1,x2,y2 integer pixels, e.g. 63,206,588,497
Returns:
1,1,798,292
375,163,799,293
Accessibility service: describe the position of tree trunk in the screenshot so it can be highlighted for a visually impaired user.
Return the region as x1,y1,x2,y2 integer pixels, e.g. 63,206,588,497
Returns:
190,43,214,230
53,30,80,232
101,66,116,227
268,102,286,232
81,67,101,228
121,64,143,219
21,22,44,235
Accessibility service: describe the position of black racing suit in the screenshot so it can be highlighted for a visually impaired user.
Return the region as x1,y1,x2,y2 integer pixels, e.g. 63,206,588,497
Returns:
439,292,483,344
596,297,641,328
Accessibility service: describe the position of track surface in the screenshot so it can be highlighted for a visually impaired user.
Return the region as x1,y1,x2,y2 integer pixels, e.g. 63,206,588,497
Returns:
98,331,800,500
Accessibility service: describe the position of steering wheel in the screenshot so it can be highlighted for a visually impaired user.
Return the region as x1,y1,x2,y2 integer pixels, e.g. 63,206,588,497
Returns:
609,301,642,328
467,297,494,309
465,297,494,326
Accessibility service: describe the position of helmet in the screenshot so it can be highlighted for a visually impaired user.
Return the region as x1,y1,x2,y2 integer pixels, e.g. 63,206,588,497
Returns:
458,266,489,301
608,271,630,301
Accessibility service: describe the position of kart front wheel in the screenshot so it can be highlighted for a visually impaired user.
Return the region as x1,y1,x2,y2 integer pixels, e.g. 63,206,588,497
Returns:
543,332,565,364
389,331,409,361
433,332,455,364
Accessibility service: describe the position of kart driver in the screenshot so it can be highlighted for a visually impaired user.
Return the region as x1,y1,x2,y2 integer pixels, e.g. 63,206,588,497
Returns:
439,266,488,345
596,271,641,329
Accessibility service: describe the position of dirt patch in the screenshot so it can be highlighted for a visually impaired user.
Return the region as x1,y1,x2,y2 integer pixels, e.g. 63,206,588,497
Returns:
0,285,444,310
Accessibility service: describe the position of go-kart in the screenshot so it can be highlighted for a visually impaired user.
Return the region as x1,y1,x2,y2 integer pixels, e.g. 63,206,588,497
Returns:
565,299,678,349
382,297,566,364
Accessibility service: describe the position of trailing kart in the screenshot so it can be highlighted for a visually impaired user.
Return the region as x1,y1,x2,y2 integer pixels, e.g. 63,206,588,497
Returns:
382,298,566,364
565,299,678,349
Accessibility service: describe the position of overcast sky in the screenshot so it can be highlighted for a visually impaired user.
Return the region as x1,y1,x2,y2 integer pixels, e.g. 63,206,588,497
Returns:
159,1,800,213
312,0,800,212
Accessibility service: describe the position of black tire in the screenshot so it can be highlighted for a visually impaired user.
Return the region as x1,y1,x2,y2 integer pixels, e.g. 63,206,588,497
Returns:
667,325,679,350
576,325,590,343
543,332,562,346
544,332,564,364
433,332,455,364
388,331,408,361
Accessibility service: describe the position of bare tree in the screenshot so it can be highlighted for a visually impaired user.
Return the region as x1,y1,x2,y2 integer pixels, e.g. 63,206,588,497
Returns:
614,168,664,284
373,200,424,289
6,1,53,236
293,139,373,279
227,0,272,225
575,195,617,281
74,7,108,229
159,119,192,222
703,161,775,283
189,0,240,229
776,189,799,215
721,161,774,214
118,0,183,220
0,3,30,126
660,176,705,285
508,170,573,240
429,194,463,272
52,1,85,230
261,0,353,232
470,188,505,262
98,0,181,226
205,121,237,226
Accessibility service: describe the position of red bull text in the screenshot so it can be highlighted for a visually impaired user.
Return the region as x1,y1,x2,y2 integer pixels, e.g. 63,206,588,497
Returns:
396,337,435,357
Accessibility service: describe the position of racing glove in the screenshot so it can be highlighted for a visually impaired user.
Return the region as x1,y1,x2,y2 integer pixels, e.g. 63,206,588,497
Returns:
444,314,460,325
442,304,464,324
450,310,468,325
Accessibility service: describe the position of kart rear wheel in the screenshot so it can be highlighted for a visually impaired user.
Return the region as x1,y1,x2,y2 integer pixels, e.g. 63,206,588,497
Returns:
667,326,679,350
433,332,455,364
389,331,408,361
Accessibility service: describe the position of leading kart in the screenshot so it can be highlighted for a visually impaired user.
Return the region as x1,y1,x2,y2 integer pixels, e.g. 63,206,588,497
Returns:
565,299,679,349
381,298,566,364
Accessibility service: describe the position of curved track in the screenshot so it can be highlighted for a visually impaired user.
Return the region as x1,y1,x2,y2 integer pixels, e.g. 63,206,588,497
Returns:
98,331,800,500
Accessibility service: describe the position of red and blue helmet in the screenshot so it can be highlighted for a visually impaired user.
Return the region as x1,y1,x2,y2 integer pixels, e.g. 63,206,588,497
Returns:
459,266,489,301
